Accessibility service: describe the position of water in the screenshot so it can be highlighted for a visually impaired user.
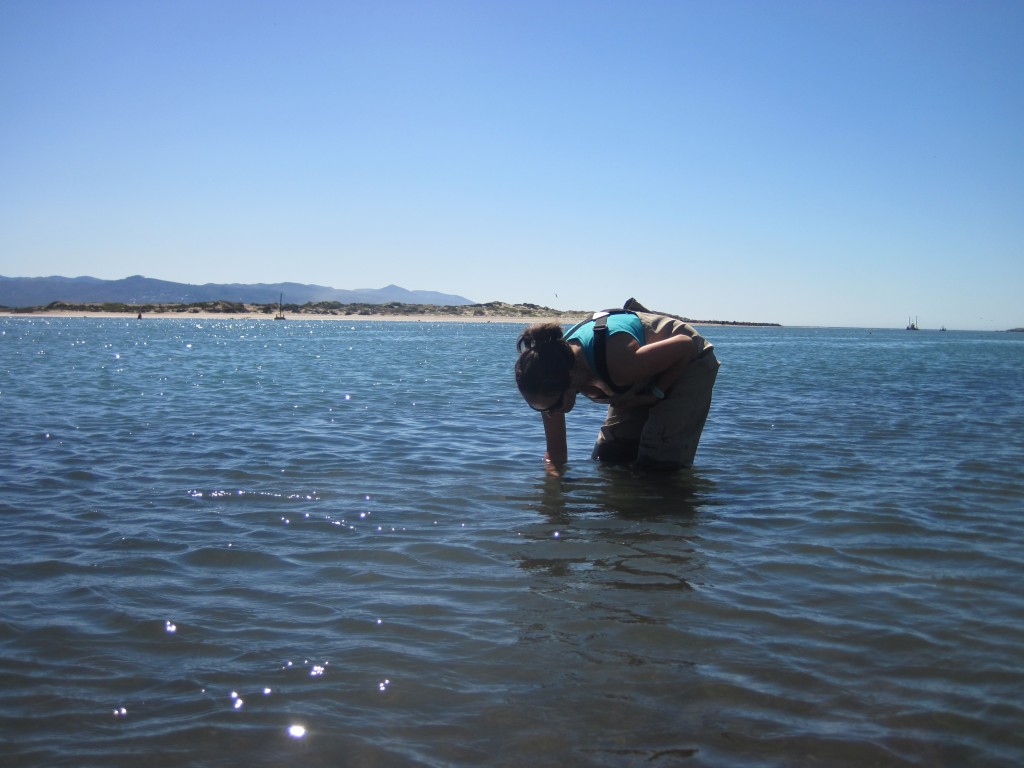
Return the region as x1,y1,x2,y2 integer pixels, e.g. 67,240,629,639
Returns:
1,317,1022,767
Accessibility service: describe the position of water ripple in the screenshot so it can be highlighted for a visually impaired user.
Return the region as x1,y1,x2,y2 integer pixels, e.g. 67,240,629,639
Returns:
1,319,1023,766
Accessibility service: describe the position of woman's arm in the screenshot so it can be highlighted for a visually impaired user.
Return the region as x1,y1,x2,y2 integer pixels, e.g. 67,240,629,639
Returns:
606,333,697,392
541,411,568,471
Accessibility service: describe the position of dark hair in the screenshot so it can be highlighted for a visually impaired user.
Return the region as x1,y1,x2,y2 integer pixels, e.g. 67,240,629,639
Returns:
515,323,574,396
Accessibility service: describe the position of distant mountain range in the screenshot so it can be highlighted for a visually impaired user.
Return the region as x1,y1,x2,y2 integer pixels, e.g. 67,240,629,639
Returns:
0,275,474,308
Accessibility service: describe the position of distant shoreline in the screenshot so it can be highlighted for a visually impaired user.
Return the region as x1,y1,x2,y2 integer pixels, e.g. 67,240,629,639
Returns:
0,300,782,327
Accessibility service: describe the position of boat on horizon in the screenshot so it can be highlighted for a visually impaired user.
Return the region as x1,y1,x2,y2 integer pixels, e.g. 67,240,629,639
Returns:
274,293,286,321
906,316,919,331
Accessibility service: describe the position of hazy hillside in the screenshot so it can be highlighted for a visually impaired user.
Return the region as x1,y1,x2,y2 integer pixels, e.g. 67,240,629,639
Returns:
0,275,474,308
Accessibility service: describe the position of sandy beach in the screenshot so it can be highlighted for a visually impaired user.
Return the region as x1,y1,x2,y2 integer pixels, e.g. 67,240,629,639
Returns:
1,309,588,324
0,309,772,328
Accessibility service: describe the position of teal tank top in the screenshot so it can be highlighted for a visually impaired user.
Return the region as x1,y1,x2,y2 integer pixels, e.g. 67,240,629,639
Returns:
565,313,645,374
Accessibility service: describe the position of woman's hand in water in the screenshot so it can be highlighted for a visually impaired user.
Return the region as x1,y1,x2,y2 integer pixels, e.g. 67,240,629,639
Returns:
544,453,566,477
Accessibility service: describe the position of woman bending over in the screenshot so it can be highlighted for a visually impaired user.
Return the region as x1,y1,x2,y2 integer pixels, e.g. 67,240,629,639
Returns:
515,299,720,472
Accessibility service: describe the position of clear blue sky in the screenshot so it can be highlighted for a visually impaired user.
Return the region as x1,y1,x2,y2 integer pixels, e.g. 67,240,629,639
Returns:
2,0,1021,329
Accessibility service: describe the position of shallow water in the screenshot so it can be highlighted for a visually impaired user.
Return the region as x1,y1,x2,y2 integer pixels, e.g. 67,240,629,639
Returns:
1,318,1022,766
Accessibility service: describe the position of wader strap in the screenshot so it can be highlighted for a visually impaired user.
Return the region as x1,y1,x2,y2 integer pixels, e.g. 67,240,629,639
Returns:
592,314,632,394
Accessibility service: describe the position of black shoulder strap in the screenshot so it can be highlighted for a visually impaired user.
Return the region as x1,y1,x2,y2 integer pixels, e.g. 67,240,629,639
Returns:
580,299,655,392
564,307,631,338
591,312,633,394
564,308,637,393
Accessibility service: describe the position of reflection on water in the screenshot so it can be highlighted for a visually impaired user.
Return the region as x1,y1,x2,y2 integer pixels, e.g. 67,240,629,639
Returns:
521,469,708,592
538,465,713,518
